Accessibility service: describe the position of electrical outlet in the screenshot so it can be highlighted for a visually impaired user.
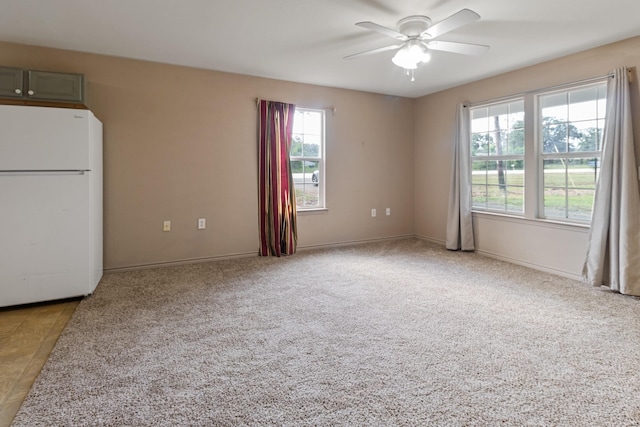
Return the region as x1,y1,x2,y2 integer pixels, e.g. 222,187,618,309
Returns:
198,218,206,229
371,208,376,217
163,220,171,232
386,208,391,216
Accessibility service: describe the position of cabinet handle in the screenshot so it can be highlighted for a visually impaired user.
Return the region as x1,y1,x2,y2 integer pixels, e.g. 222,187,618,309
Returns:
15,89,22,94
28,90,34,96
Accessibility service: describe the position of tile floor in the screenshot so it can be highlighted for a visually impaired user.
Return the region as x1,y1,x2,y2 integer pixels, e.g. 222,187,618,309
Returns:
0,299,79,427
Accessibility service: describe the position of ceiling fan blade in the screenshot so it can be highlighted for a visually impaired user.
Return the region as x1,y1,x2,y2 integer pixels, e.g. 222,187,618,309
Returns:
356,21,408,40
420,8,480,39
426,40,489,56
343,44,403,60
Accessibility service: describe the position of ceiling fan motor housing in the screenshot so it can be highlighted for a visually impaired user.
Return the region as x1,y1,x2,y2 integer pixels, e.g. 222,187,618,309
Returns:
397,16,431,37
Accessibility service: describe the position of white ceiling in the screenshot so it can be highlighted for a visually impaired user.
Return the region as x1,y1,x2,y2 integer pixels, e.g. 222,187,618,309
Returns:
1,0,639,98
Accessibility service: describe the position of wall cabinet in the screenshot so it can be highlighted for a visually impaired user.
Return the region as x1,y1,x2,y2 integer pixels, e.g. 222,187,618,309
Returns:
0,67,23,98
0,67,85,104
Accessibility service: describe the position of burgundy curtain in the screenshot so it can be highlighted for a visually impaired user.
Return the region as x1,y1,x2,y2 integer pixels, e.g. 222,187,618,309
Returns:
258,100,297,256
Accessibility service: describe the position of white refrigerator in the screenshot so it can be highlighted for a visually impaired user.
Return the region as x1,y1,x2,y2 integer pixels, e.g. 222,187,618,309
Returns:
0,105,103,307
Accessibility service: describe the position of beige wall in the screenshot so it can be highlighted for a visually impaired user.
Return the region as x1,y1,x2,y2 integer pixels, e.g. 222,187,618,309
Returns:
3,35,639,276
0,42,415,270
414,36,640,279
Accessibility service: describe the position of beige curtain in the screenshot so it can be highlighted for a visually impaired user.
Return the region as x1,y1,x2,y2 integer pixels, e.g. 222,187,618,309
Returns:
582,67,640,295
446,104,475,251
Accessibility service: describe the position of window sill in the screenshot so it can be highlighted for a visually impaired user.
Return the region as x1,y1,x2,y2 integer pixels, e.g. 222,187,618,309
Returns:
297,208,329,215
471,210,590,232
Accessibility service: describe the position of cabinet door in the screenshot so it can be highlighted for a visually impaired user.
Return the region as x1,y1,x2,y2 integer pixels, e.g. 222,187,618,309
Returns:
0,67,24,98
27,70,84,103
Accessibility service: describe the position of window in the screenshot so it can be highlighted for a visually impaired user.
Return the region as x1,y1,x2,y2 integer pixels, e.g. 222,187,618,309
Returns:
290,108,325,209
471,99,525,214
469,79,606,223
538,84,606,221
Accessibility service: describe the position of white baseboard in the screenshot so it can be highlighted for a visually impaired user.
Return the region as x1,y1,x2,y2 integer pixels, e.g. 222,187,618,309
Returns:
105,235,417,273
474,248,583,282
414,233,582,282
414,234,446,246
104,251,258,273
297,234,416,252
105,233,581,282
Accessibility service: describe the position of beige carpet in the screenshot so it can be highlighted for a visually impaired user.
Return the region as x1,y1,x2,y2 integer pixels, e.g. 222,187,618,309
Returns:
12,239,640,426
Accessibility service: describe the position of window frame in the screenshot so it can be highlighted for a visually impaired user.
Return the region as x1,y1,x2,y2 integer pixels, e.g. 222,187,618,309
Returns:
469,78,607,225
469,98,526,215
535,81,607,222
290,107,326,210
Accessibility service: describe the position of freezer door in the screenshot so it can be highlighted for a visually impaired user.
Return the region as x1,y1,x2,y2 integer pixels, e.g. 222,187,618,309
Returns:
0,172,92,307
0,105,91,170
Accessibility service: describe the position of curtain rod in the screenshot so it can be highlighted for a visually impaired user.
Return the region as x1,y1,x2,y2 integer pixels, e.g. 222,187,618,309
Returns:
255,98,336,115
464,67,634,108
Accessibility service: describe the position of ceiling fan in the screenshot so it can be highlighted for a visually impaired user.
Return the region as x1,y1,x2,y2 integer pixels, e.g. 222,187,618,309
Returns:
345,8,489,81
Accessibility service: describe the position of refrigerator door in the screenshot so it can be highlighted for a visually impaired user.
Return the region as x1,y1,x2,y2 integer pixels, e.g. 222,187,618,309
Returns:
0,105,90,171
0,171,91,307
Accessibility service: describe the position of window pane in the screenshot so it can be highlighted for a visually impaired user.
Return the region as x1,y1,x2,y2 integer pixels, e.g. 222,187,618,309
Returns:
471,107,490,133
541,92,568,121
507,128,525,155
567,189,595,221
472,132,491,156
586,157,600,175
543,158,566,188
597,96,606,119
567,159,595,188
542,121,568,153
544,186,567,219
505,185,524,213
472,161,488,185
302,134,321,157
293,110,322,135
303,160,319,182
470,99,524,214
542,157,599,221
504,163,524,186
290,135,303,156
471,160,488,209
596,119,604,150
488,104,509,131
572,120,599,152
303,111,322,135
492,129,507,155
568,86,598,121
294,183,319,208
290,160,302,175
538,82,605,222
471,161,524,214
509,100,525,129
543,157,566,219
292,111,304,134
293,159,319,208
472,184,487,208
291,108,324,209
485,184,505,211
567,159,596,220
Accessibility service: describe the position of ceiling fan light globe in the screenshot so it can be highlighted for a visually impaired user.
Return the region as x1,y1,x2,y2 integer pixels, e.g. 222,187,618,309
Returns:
392,56,418,69
392,48,419,69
